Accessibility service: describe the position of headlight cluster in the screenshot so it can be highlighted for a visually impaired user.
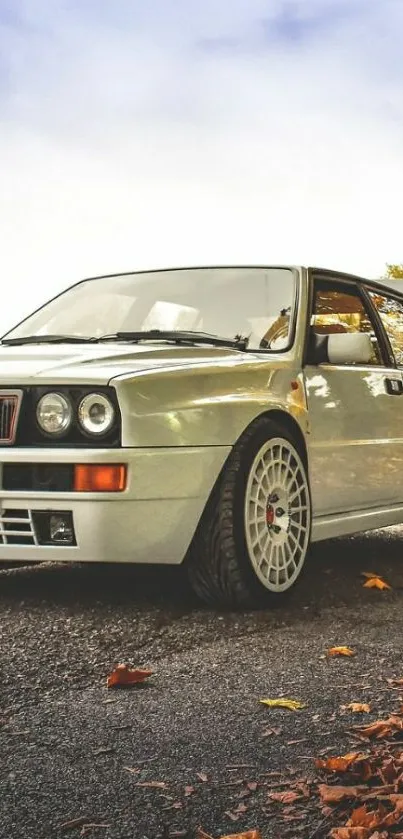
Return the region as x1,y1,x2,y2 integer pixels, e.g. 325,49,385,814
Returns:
36,392,115,437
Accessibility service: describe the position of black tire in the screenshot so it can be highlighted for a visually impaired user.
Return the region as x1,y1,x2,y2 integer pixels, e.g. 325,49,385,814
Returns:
185,416,311,608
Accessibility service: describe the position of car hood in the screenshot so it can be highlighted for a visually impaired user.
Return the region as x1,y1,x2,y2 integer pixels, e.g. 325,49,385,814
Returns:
0,342,248,386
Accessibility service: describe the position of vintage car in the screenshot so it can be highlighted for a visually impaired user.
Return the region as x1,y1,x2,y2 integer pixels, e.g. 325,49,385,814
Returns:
0,265,403,606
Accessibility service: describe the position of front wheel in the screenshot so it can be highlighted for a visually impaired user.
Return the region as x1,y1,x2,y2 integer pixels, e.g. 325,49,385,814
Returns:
186,418,311,608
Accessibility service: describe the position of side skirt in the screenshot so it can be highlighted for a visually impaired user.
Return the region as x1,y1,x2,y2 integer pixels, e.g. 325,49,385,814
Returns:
311,504,403,542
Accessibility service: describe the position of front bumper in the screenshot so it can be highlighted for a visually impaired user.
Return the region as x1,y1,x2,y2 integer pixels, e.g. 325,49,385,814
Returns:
0,446,231,564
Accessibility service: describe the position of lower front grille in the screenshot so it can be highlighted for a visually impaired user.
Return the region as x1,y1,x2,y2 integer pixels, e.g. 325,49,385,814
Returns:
0,509,36,545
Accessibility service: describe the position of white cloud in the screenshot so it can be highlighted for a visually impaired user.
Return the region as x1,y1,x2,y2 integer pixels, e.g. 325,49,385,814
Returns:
1,0,403,333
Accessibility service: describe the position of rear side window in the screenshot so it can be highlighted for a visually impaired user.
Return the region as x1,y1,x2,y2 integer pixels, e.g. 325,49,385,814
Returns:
368,291,403,367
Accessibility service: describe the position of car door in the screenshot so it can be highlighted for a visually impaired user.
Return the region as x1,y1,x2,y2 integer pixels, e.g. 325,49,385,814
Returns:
304,273,403,517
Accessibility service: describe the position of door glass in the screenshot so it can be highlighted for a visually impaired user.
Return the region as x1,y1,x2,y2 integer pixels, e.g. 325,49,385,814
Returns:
311,284,383,365
369,291,403,367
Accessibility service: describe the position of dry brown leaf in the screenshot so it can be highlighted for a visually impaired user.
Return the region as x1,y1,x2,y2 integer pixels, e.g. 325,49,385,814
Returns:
386,677,403,687
348,803,388,829
184,786,195,797
315,752,370,773
268,790,302,805
318,784,367,803
196,772,209,782
328,646,355,657
262,726,283,737
344,704,371,714
106,664,153,688
80,825,109,837
60,817,91,830
363,577,391,591
246,782,258,792
133,781,167,788
220,833,262,839
329,829,373,839
259,698,305,711
354,714,403,740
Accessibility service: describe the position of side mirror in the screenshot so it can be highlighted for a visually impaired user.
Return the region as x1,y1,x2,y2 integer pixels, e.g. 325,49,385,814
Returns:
307,332,373,365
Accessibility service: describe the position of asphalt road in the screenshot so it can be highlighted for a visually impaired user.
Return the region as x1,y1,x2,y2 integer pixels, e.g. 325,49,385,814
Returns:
1,529,403,839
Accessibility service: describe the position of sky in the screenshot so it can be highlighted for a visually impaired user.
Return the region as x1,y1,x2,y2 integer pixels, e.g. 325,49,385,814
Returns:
1,0,403,334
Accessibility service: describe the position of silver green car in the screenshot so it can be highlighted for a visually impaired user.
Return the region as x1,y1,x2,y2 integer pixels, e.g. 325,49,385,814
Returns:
1,265,403,607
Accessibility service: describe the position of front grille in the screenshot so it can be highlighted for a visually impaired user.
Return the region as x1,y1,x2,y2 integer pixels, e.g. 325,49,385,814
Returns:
0,392,22,445
0,509,37,545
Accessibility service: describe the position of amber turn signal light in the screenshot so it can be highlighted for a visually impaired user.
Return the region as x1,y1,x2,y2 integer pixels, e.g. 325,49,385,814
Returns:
73,464,127,492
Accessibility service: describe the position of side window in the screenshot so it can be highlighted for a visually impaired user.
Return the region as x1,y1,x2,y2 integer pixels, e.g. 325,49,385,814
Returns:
311,282,383,366
368,291,403,367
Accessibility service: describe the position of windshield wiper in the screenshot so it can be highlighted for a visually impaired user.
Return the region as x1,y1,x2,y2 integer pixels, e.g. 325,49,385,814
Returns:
93,330,249,350
1,334,94,346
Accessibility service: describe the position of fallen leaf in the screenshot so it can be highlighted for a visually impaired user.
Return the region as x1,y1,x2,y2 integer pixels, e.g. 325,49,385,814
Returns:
343,704,371,714
259,698,305,711
196,772,209,782
328,647,355,657
60,817,92,831
354,714,403,740
329,830,374,838
106,664,153,688
184,785,195,797
315,752,370,773
386,677,403,687
247,782,258,792
220,833,262,839
268,791,302,805
348,803,388,829
261,726,283,737
224,803,248,822
133,781,167,788
80,825,109,837
363,577,391,591
318,784,367,803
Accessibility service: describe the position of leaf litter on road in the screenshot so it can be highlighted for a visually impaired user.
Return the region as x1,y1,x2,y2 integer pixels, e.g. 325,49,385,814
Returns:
328,647,355,657
259,698,305,711
106,663,153,688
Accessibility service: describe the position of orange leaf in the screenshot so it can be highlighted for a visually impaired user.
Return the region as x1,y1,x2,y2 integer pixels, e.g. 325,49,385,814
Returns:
220,833,262,839
328,646,355,657
329,830,373,839
348,803,388,829
329,830,374,838
344,704,371,714
106,664,153,688
318,784,367,804
363,577,391,590
315,752,369,773
354,714,403,740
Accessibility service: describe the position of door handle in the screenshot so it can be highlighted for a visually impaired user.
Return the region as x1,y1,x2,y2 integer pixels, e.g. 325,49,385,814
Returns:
385,377,403,395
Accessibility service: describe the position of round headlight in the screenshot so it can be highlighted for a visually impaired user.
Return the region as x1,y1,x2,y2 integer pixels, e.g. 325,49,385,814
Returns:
36,393,72,435
78,393,115,435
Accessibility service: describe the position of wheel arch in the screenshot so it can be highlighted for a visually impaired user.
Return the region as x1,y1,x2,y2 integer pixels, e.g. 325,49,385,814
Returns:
239,409,309,468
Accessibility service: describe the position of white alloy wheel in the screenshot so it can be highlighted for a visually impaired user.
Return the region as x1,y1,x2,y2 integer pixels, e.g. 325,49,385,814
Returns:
244,437,310,592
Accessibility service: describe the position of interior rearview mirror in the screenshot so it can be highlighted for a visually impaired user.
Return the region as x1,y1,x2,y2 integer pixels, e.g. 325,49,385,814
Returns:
307,332,373,365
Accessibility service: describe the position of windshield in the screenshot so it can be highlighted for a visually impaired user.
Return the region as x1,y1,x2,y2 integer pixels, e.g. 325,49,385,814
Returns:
3,267,297,351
